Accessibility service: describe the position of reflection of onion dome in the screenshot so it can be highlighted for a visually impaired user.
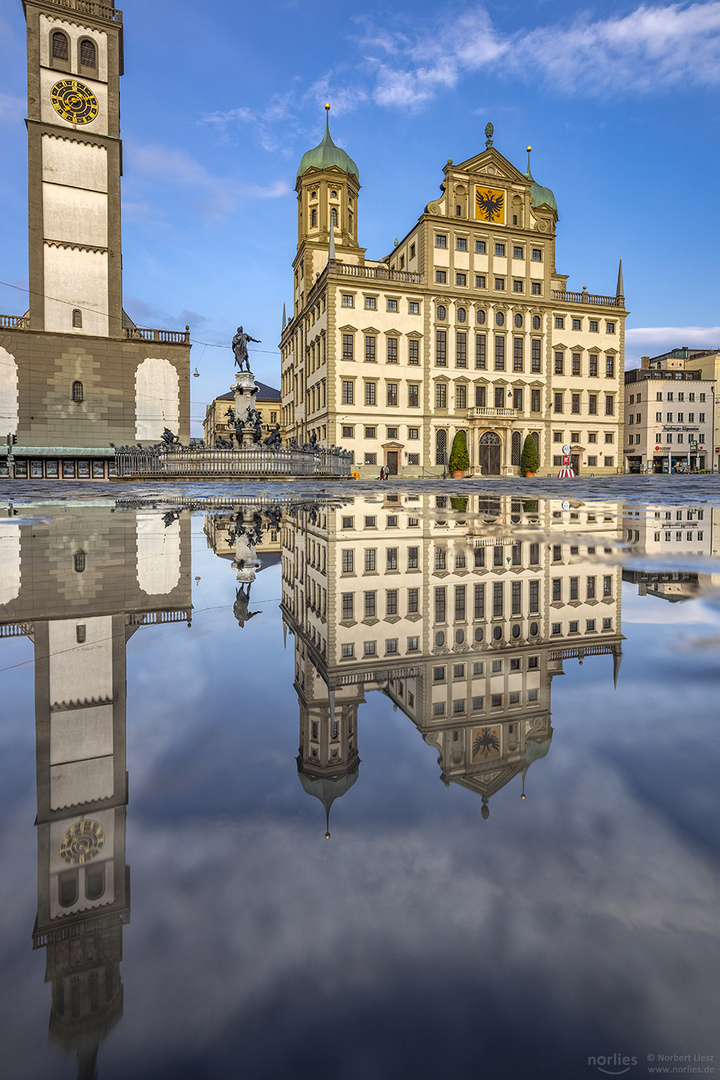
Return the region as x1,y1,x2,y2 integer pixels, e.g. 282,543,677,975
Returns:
297,107,359,182
298,762,359,838
520,732,554,799
524,147,557,214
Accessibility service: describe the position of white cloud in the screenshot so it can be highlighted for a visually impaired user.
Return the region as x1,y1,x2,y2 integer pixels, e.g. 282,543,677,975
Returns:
359,2,720,110
625,325,720,363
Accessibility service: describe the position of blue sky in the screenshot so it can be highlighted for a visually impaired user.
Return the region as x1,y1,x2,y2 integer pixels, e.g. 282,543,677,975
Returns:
1,0,720,436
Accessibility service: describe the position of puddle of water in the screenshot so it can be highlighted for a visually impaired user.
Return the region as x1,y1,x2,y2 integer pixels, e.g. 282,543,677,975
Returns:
0,488,718,1080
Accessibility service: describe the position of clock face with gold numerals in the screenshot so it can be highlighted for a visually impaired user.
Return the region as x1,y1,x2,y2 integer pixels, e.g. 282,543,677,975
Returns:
59,819,105,864
50,79,99,125
475,186,505,224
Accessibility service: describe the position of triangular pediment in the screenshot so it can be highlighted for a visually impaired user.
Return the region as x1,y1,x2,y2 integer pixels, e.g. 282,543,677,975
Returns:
453,148,530,186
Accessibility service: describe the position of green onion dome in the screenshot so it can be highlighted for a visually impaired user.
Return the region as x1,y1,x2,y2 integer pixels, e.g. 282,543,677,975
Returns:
297,107,359,182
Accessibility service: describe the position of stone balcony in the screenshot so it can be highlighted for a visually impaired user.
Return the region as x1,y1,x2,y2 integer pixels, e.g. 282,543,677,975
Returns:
466,406,517,421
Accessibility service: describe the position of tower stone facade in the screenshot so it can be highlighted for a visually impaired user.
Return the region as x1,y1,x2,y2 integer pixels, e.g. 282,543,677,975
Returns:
0,0,191,480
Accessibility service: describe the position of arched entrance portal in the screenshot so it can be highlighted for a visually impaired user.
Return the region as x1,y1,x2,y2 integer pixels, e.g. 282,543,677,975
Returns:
479,431,501,476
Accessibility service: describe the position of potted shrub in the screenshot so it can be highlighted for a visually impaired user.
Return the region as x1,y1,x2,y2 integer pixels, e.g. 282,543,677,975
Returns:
520,434,540,477
448,431,470,478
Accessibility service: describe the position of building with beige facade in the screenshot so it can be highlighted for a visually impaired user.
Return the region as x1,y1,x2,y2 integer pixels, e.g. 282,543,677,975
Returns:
203,382,282,447
623,364,713,473
0,0,190,481
280,494,623,830
280,114,627,478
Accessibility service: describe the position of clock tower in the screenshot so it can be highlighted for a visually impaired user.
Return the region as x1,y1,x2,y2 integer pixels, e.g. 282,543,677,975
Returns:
24,0,124,337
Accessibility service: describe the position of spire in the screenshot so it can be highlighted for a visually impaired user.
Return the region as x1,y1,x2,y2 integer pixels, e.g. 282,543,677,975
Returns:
525,146,533,180
328,222,336,261
613,645,622,690
616,258,624,300
282,302,286,330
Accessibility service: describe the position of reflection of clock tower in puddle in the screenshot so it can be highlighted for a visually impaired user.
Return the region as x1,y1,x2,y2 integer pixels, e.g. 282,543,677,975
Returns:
25,0,124,336
0,504,191,1078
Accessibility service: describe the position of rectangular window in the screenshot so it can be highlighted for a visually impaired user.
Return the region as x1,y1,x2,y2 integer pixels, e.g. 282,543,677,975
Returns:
456,273,467,287
455,585,466,621
365,548,376,571
513,388,523,411
531,248,542,261
511,581,522,614
435,587,446,623
588,394,597,415
341,643,354,658
409,302,420,314
552,578,562,601
605,395,614,415
572,319,582,331
475,274,486,288
456,332,467,367
603,575,612,597
513,245,524,259
342,425,353,438
408,588,419,613
342,334,354,360
589,320,598,332
364,591,376,618
456,237,467,251
495,243,505,256
456,385,467,410
528,579,539,613
554,392,563,413
365,336,376,362
387,548,398,570
386,589,398,616
492,581,504,618
408,546,419,569
408,427,419,439
513,280,524,293
531,282,541,295
342,294,354,308
474,547,485,568
408,339,419,365
572,353,581,375
476,240,487,253
494,277,505,291
387,383,398,407
554,351,564,375
474,583,485,619
555,317,564,329
606,356,615,377
531,339,541,372
513,338,524,371
435,270,447,284
571,393,580,414
435,234,447,248
531,389,541,412
589,355,598,377
494,336,505,370
606,321,615,334
387,337,398,363
364,452,376,464
408,384,419,407
342,549,354,573
604,455,614,467
387,298,398,312
341,593,354,620
475,385,486,407
342,380,354,404
365,426,376,439
365,382,376,406
476,334,487,369
529,542,539,565
436,330,447,366
365,296,377,310
436,383,447,408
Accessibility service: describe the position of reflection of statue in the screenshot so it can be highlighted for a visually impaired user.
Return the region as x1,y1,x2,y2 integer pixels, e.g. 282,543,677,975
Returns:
232,325,261,372
233,583,261,627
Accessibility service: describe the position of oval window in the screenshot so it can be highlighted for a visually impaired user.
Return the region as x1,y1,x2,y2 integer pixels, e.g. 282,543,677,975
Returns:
457,307,466,323
477,310,486,325
437,305,446,320
495,312,505,327
435,631,445,647
474,627,484,642
514,313,523,328
493,626,503,640
532,316,541,330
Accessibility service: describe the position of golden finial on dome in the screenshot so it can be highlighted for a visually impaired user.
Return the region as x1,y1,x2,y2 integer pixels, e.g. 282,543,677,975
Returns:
325,103,330,112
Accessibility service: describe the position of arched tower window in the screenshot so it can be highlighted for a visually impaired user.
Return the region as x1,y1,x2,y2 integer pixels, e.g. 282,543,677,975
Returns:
72,380,84,402
58,870,78,908
330,208,337,227
52,31,69,61
311,209,317,228
531,430,540,453
74,552,86,573
79,38,97,68
85,864,105,900
72,308,82,328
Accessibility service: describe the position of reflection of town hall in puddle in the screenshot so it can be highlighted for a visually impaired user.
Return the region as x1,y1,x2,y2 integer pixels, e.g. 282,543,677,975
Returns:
280,495,624,831
0,505,191,1078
